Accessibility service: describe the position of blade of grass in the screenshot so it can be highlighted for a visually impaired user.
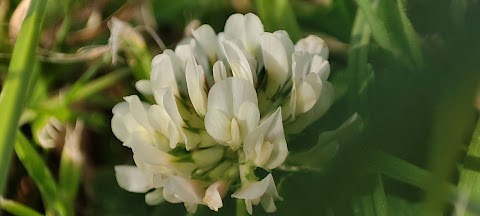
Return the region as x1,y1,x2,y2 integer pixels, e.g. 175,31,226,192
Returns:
422,71,478,215
366,150,480,214
256,0,302,41
346,3,373,120
352,175,388,216
457,116,480,216
355,0,393,51
376,0,423,67
15,131,57,210
0,0,47,195
0,197,44,216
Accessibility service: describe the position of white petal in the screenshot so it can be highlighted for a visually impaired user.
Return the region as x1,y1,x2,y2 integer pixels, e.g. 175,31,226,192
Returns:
111,113,130,142
295,35,329,59
213,60,228,83
286,81,334,134
192,24,219,63
186,56,208,117
175,43,194,66
236,101,260,140
295,74,322,115
224,13,264,55
147,105,170,136
145,188,165,205
245,200,253,215
204,181,226,211
207,77,258,116
151,51,185,97
206,77,259,145
244,108,288,169
310,55,330,81
232,174,276,200
135,80,152,95
230,118,242,149
112,101,129,115
163,175,204,204
184,203,198,213
163,189,182,203
162,89,186,127
204,108,231,144
115,165,153,193
244,13,264,54
176,39,213,87
260,32,291,97
128,134,177,171
124,95,151,129
292,51,313,84
222,41,255,85
273,30,295,57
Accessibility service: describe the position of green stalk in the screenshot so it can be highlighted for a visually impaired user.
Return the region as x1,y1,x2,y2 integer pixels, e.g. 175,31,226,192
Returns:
0,0,47,195
0,197,44,216
236,199,248,216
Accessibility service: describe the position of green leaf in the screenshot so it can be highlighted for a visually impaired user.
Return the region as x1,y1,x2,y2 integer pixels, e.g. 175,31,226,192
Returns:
15,132,57,210
256,0,302,41
0,0,47,195
0,197,44,216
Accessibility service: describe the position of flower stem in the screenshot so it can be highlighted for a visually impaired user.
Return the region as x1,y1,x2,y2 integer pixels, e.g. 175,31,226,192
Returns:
0,0,47,195
236,199,248,216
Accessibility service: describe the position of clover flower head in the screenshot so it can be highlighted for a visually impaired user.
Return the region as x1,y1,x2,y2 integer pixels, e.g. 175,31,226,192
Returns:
111,13,334,214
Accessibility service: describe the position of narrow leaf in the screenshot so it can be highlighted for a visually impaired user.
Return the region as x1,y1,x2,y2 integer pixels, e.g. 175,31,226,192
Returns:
15,132,57,207
0,0,47,195
352,175,388,216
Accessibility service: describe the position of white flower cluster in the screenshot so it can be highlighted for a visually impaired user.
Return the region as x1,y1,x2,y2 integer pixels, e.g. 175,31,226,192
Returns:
111,13,334,214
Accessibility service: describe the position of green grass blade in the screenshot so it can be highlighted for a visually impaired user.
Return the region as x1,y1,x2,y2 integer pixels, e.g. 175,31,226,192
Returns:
377,0,423,67
366,151,480,214
355,0,394,51
256,0,302,41
15,131,57,210
0,0,47,195
352,175,388,216
457,117,480,216
347,4,375,122
0,197,44,216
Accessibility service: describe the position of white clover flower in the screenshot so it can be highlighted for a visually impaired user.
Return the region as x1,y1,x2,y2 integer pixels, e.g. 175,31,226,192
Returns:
243,107,288,169
111,12,334,214
205,77,260,150
232,173,282,214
